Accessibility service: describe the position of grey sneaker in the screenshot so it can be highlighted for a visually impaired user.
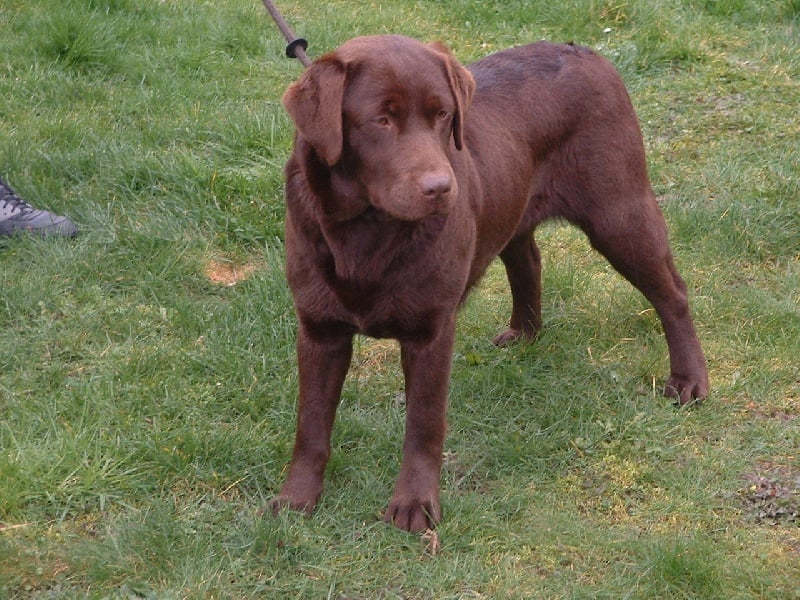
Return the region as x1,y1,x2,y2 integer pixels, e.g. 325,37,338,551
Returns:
0,177,78,238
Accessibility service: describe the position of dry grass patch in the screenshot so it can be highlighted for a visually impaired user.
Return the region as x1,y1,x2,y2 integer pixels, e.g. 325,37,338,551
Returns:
204,257,260,286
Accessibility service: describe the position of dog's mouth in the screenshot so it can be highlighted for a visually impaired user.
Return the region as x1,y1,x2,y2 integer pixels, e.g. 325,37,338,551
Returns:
328,194,451,224
358,205,395,222
367,179,457,222
368,195,453,222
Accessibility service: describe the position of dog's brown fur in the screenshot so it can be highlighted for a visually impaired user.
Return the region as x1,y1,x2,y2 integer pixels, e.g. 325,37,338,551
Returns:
269,35,708,532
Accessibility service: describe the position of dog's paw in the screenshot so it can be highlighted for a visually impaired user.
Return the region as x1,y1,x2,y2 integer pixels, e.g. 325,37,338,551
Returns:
261,484,322,517
491,328,536,347
664,372,708,406
384,496,441,533
261,495,313,517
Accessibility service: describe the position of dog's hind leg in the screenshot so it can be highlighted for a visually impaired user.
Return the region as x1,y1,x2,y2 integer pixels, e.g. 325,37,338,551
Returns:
492,232,543,346
577,191,708,405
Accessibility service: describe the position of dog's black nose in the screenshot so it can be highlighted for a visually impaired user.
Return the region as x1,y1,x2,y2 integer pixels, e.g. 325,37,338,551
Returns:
420,172,453,199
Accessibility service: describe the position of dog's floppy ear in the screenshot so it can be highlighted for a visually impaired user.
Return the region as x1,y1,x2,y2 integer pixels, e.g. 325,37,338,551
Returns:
428,42,475,151
282,56,347,166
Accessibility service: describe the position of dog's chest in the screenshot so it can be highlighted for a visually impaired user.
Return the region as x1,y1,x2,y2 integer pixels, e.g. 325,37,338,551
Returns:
304,234,456,339
289,210,468,338
320,259,440,339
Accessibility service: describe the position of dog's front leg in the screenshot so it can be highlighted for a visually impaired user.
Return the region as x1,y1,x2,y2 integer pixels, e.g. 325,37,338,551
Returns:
268,322,353,515
384,317,456,532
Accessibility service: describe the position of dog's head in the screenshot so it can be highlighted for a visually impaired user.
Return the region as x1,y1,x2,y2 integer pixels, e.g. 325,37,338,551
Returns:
283,35,475,221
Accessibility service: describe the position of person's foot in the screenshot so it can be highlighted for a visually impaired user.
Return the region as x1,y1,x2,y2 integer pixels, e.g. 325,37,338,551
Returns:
0,177,78,238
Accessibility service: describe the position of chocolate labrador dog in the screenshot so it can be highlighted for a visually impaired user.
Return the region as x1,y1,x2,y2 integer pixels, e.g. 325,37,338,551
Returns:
269,35,708,532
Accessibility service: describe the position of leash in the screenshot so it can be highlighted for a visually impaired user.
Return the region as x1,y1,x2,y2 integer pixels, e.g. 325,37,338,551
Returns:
260,0,312,68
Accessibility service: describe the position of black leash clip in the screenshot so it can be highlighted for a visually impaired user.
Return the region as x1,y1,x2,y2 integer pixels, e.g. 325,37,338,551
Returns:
286,38,309,60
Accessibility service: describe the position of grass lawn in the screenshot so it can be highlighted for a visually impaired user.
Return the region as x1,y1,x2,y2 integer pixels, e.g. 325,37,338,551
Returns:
1,0,799,597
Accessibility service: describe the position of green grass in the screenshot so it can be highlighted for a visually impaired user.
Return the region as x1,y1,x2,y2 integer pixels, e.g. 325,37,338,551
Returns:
1,0,798,597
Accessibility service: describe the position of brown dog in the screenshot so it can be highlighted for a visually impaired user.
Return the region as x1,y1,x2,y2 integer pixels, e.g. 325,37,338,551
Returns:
269,35,708,532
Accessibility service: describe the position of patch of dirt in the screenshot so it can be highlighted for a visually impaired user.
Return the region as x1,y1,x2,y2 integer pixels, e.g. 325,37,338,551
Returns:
742,401,798,422
204,259,259,286
739,464,800,525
